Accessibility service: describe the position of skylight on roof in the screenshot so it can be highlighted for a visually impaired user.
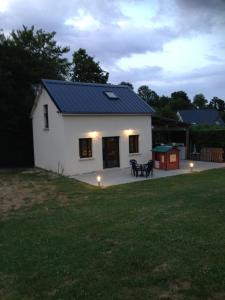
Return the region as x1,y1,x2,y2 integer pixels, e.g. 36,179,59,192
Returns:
104,91,119,99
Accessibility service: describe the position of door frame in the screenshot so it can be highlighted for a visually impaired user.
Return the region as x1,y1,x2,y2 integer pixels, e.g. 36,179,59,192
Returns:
102,136,120,169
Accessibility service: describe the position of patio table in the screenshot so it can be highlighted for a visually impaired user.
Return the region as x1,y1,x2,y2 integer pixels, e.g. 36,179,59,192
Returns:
137,163,147,177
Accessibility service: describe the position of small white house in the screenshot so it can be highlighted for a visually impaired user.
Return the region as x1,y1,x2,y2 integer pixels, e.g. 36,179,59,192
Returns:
31,79,154,175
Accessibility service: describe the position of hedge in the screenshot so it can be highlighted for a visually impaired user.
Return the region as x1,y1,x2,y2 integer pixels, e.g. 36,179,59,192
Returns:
190,127,225,150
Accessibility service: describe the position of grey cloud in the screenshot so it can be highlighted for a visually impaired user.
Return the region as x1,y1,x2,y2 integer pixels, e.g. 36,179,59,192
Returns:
135,64,225,100
153,0,225,34
175,0,225,33
166,64,225,83
66,25,178,64
108,63,225,100
150,75,225,101
205,55,225,63
0,0,179,64
109,65,163,84
0,0,123,38
0,0,224,100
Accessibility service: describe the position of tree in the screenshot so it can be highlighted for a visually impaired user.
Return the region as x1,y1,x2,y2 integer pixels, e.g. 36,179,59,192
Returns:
0,26,70,166
156,105,178,120
7,26,70,81
170,91,192,111
193,93,207,108
71,48,109,83
158,95,171,108
208,97,225,111
119,81,134,90
137,85,159,106
138,85,152,102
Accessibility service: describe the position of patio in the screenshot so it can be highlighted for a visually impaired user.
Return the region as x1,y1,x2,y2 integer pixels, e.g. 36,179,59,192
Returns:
72,160,225,187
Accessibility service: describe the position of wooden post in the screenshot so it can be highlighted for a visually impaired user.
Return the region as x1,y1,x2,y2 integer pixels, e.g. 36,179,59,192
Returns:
185,129,190,159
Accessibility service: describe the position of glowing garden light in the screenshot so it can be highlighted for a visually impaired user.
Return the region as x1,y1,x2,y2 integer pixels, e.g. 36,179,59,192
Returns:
189,162,194,172
97,175,101,187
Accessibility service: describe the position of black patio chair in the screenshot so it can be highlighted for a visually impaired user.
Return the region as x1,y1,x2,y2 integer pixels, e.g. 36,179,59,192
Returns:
144,160,154,178
129,159,137,175
131,162,141,177
130,160,142,177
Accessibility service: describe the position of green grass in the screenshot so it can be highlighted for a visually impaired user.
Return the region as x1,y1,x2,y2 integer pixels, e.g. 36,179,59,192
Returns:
1,169,225,299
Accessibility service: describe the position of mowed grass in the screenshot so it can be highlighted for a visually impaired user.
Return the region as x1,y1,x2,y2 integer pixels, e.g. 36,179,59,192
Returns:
1,169,225,300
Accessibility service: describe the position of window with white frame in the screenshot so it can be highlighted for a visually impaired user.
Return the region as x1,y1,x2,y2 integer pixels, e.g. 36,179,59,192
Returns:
79,138,92,158
129,135,139,153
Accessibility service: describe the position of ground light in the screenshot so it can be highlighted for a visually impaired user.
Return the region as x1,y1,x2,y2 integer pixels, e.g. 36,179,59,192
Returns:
96,175,101,187
189,162,194,172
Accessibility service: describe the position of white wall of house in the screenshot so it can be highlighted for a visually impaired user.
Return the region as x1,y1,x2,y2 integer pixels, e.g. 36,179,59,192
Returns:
63,115,152,175
32,89,65,173
32,89,152,176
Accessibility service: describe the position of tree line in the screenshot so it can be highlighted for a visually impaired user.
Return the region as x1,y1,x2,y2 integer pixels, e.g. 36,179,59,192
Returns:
0,26,224,166
136,86,225,121
118,83,225,121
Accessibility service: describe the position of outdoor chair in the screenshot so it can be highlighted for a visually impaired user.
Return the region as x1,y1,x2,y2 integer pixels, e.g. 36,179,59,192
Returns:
130,160,142,177
144,160,154,178
131,162,141,177
129,159,137,175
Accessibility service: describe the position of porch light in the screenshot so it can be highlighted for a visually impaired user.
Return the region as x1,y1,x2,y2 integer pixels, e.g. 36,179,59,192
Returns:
96,175,101,187
89,131,98,138
124,129,134,136
189,162,194,172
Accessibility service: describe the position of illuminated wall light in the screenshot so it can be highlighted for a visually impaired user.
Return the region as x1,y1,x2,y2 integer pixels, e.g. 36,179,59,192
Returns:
124,129,134,136
88,131,98,138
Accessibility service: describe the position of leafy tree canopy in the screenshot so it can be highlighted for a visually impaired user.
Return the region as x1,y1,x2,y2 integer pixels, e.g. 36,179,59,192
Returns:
170,91,192,111
138,85,152,102
119,81,134,90
4,26,70,81
193,93,207,108
208,96,225,111
155,105,178,120
138,85,159,105
71,48,109,83
158,95,171,108
0,26,70,166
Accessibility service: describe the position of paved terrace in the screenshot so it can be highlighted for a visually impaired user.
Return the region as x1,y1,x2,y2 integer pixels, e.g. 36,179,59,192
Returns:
72,160,225,187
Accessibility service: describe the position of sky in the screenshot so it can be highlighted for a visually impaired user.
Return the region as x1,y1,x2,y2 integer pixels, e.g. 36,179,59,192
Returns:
0,0,225,100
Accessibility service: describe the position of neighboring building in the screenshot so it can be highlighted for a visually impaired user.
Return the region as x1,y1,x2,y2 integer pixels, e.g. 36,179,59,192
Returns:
31,79,154,175
177,109,224,126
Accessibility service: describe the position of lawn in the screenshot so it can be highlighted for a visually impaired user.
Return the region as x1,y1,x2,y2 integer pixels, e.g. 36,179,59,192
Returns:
1,168,225,300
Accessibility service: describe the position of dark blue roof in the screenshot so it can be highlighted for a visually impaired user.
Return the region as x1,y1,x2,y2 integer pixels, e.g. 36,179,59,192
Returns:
41,79,154,115
178,109,224,125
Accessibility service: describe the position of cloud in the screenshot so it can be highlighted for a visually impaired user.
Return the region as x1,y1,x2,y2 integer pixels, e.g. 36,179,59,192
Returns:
135,64,225,100
175,0,225,33
108,62,225,101
0,0,224,99
205,54,225,63
64,9,101,31
66,25,178,64
109,65,163,84
0,0,180,65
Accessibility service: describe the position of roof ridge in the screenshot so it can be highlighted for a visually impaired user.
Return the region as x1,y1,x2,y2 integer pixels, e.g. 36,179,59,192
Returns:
41,79,128,89
179,108,216,111
178,108,217,111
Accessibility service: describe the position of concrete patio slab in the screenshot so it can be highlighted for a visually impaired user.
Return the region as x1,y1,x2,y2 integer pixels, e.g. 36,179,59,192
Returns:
72,160,225,187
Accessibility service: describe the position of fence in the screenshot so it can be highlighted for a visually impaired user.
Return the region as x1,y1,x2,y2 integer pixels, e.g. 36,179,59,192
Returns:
200,147,224,162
